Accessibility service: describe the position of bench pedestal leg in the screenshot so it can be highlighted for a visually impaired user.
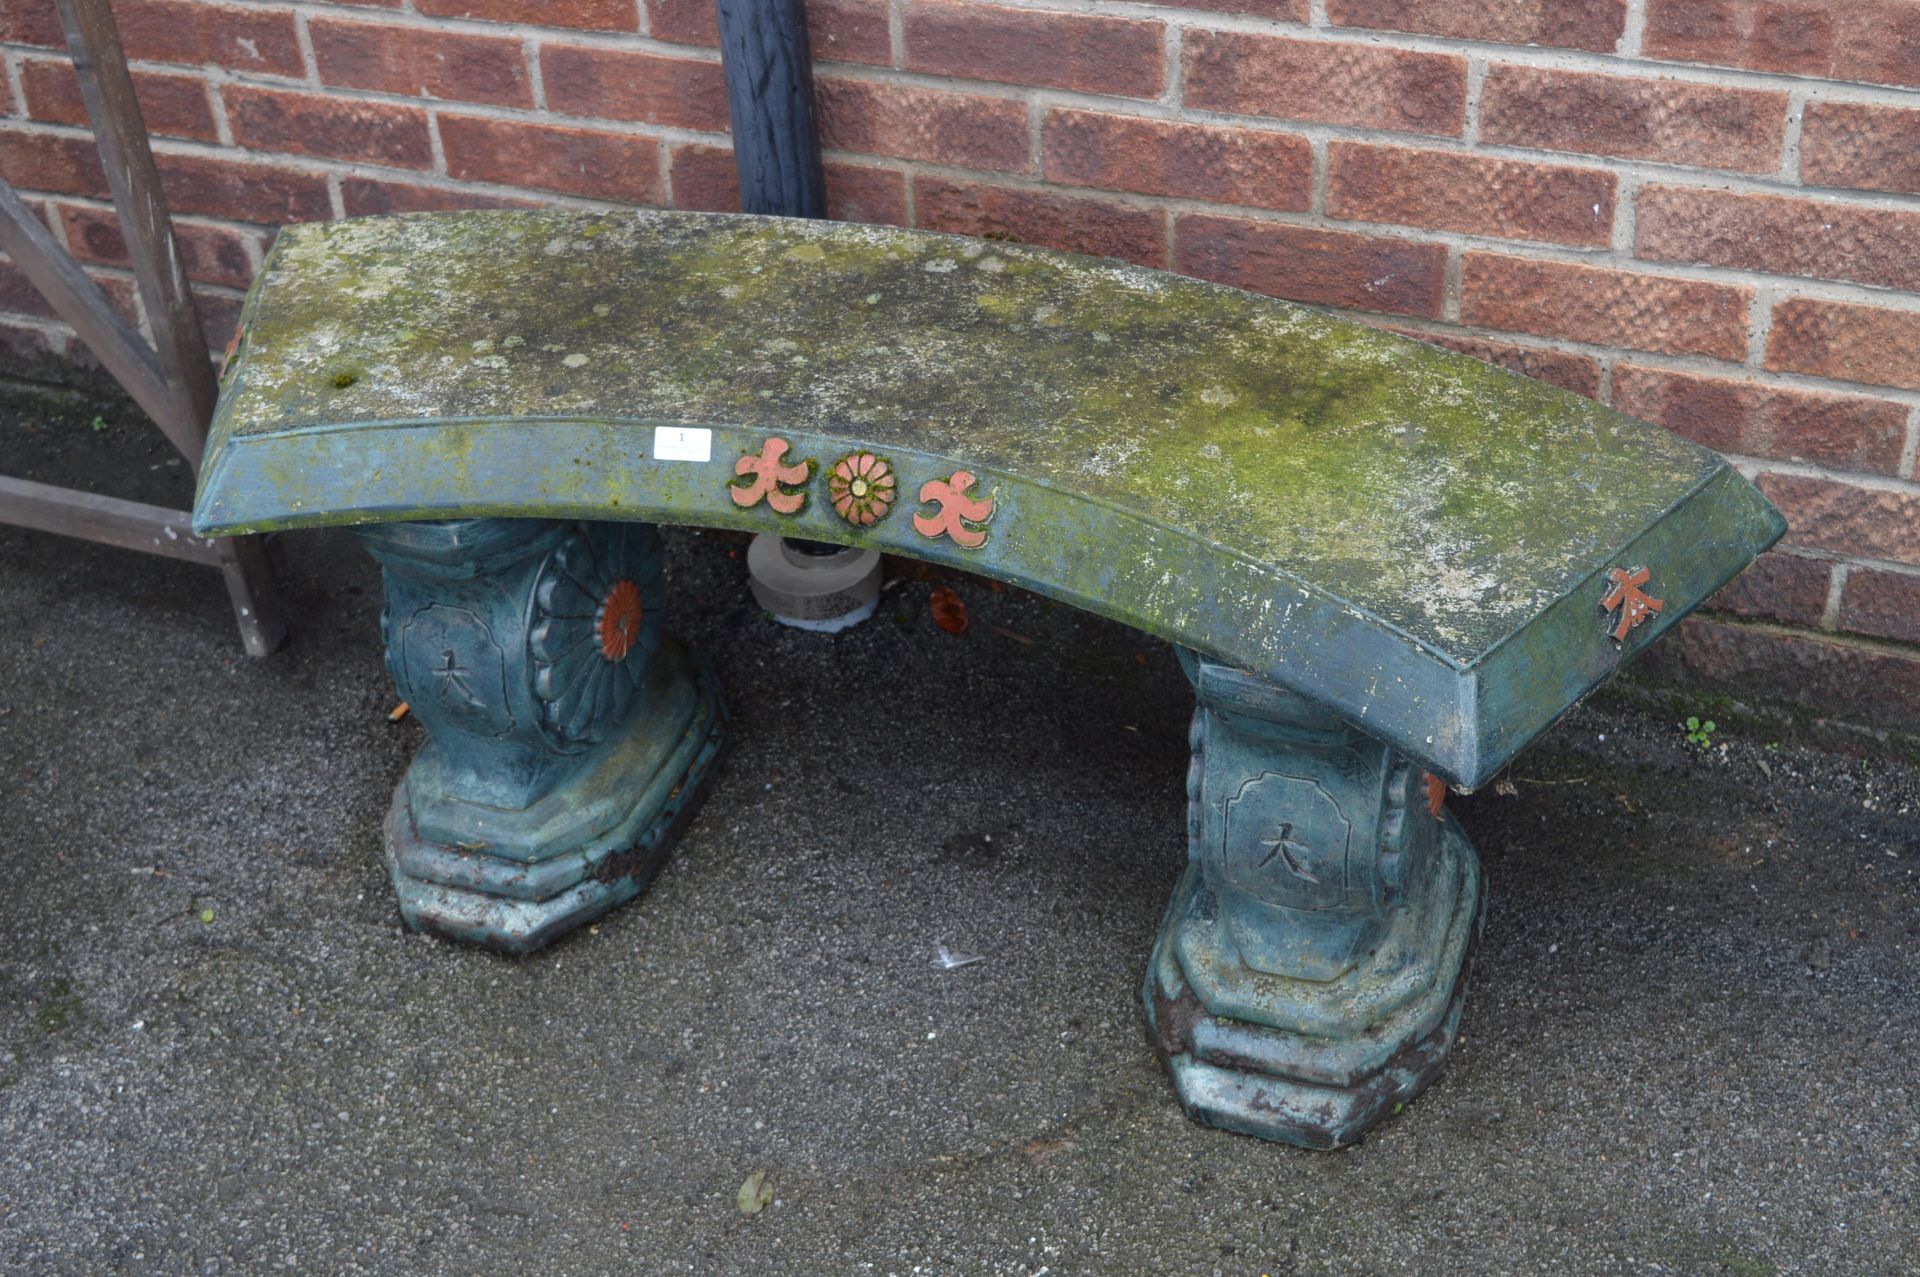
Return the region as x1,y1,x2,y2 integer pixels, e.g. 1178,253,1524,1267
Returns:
352,518,727,954
1145,651,1483,1147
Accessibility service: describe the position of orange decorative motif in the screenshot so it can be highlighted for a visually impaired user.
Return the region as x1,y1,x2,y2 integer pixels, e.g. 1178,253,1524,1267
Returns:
828,452,896,525
1600,565,1663,642
1423,772,1447,819
730,437,812,514
913,470,996,549
597,579,643,660
219,324,245,377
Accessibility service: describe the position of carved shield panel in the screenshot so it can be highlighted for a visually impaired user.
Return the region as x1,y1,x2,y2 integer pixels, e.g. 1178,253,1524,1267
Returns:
1220,771,1352,912
396,603,516,739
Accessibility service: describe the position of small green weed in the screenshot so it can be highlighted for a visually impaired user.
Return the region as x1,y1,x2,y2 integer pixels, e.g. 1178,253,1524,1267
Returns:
89,415,107,432
1683,715,1717,748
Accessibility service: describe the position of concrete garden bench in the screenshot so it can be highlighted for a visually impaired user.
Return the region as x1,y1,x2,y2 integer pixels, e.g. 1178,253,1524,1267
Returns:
193,210,1783,1148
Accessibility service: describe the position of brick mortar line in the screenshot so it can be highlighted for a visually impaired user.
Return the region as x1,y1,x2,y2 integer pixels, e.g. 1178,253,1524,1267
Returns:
1621,0,1648,60
15,173,654,227
15,44,1920,219
888,0,906,70
1745,284,1774,368
18,6,1920,107
1768,544,1920,579
1697,612,1920,661
1820,564,1848,630
825,142,1920,311
1611,172,1638,254
1308,137,1326,217
526,35,548,112
149,8,727,64
1162,22,1182,111
1902,409,1920,480
634,0,650,40
0,311,70,333
801,63,1920,211
20,190,306,242
1462,56,1485,146
9,104,1920,319
426,109,448,178
1737,456,1920,496
3,45,318,93
2,50,26,118
1779,87,1807,185
721,0,1920,105
292,9,320,87
1359,313,1920,409
0,257,250,300
2,114,734,171
207,78,236,148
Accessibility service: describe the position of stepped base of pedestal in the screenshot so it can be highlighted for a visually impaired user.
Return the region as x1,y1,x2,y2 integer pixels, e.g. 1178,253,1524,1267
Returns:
382,641,727,955
1144,818,1484,1148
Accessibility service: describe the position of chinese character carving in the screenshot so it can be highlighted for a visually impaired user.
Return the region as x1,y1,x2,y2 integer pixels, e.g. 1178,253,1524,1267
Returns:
1601,565,1663,642
913,469,995,549
730,437,812,514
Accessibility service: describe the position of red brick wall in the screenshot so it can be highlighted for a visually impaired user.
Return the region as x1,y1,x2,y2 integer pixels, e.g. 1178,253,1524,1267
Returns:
3,0,1919,725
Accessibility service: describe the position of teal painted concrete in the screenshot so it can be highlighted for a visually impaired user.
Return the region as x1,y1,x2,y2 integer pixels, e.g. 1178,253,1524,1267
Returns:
192,210,1783,789
1145,651,1483,1148
187,209,1783,1145
355,517,727,954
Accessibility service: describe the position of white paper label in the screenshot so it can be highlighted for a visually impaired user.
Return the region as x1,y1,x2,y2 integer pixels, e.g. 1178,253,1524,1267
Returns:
652,426,713,463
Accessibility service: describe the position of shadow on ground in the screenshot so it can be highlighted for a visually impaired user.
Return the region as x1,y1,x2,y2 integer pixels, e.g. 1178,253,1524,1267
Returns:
0,387,1915,1276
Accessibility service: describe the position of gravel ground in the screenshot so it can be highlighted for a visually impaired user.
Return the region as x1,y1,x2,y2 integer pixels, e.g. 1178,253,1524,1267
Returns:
0,386,1914,1276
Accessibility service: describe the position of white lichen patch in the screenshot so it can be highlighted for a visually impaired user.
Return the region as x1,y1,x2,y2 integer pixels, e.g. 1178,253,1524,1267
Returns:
922,258,959,274
563,353,589,368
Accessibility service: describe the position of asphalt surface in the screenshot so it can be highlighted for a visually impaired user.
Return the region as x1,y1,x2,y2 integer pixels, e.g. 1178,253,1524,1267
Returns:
0,385,1915,1276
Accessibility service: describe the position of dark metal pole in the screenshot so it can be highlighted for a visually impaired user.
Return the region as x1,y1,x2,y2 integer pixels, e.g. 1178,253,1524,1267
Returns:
715,0,827,219
717,0,846,608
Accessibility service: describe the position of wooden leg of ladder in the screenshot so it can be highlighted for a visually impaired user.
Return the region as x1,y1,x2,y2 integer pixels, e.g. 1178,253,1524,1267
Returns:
217,532,286,657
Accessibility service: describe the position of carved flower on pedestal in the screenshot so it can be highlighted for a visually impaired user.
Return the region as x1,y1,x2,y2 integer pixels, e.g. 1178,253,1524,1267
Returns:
827,452,896,526
529,522,663,748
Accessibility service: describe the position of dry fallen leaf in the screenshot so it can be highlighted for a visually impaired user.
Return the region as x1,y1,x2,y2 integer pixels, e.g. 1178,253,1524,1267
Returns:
929,586,969,635
736,1170,773,1215
1021,1137,1077,1167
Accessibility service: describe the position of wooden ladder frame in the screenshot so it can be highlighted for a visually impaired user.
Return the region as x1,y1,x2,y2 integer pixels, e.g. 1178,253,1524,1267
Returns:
0,0,284,656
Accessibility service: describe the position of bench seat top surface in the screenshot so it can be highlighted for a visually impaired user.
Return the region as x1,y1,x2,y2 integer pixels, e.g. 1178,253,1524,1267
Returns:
196,210,1783,786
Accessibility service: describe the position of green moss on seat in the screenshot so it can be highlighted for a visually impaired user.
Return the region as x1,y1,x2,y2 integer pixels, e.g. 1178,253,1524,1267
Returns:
195,210,1784,785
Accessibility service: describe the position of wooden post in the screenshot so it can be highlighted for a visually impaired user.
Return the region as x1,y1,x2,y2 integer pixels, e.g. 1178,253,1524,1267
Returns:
715,0,827,219
0,0,286,655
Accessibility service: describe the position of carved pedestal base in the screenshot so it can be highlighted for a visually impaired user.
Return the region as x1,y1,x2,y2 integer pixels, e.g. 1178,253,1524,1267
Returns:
354,518,727,954
1144,652,1484,1148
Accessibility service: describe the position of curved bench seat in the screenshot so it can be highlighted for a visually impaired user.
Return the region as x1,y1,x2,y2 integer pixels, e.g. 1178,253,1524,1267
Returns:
193,209,1783,1148
195,209,1780,789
